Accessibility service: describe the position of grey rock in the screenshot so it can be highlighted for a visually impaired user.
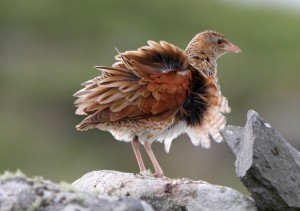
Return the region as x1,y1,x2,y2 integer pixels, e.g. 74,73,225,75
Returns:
0,171,153,211
222,110,300,210
72,170,257,211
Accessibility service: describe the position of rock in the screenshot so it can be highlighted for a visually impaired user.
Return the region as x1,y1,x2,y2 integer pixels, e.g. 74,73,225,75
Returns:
222,110,300,210
0,171,153,211
72,170,257,211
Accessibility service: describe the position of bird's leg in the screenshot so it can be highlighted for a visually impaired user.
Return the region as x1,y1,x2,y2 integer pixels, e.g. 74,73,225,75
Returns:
144,141,164,178
131,137,146,173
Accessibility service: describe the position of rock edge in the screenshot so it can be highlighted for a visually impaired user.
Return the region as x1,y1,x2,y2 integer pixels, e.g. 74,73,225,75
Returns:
222,110,300,210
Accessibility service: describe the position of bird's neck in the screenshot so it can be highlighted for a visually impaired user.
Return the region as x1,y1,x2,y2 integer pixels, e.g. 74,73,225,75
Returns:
186,50,218,77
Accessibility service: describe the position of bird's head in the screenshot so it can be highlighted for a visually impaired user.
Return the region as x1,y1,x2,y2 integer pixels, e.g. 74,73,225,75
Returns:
186,30,241,60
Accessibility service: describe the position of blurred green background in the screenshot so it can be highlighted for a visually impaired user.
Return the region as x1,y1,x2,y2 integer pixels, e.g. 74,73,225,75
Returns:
1,0,299,195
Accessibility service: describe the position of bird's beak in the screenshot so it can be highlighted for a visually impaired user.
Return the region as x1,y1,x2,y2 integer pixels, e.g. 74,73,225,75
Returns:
223,42,241,53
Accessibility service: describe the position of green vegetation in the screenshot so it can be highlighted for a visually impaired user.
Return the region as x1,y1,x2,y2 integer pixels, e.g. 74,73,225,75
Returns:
1,0,299,195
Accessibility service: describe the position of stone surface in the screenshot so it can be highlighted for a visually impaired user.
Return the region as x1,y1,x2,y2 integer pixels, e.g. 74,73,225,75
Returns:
222,110,300,210
72,170,257,211
0,171,153,211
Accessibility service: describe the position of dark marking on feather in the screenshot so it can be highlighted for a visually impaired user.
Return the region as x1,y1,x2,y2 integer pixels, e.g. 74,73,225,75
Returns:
178,70,208,126
151,52,185,72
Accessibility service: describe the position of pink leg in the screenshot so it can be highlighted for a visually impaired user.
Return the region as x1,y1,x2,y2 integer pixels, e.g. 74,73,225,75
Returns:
131,137,146,172
144,141,164,178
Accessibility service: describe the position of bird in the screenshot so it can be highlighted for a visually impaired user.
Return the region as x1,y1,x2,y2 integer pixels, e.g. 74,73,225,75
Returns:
74,30,241,178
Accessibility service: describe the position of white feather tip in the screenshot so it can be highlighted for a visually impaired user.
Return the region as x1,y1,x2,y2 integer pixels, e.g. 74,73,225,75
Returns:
164,138,173,153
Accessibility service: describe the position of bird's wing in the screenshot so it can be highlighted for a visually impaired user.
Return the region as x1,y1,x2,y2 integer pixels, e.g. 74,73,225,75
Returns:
74,41,191,130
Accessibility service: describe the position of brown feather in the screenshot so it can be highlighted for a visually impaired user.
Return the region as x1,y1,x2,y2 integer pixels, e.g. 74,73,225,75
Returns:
75,41,191,130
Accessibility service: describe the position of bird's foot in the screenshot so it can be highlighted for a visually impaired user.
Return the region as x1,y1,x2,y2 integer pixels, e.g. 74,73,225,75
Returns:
153,172,169,179
136,170,169,179
136,169,153,178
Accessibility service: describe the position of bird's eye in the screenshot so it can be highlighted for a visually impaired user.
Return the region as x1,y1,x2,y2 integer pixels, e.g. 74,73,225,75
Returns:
217,39,223,44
